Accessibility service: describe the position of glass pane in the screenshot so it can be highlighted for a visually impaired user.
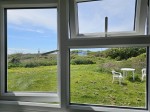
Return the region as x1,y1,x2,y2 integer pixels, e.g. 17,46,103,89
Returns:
70,47,147,108
7,8,58,92
77,0,136,34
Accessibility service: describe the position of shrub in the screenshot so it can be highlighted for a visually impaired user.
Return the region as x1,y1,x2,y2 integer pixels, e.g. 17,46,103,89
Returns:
8,63,23,68
22,59,57,68
71,57,95,65
128,53,146,73
96,53,146,74
101,48,146,60
97,60,122,73
24,62,39,68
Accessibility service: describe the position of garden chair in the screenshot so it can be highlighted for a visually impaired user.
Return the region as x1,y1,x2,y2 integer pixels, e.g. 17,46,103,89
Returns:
111,70,123,85
141,68,146,81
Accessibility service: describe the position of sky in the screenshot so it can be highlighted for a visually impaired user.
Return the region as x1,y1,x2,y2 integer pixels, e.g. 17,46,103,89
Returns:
7,9,57,54
7,0,136,54
78,0,135,33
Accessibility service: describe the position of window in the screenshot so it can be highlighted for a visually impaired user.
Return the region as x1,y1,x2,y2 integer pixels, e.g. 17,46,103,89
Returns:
68,0,149,111
0,0,150,112
7,8,58,92
70,0,147,38
78,0,136,33
0,3,59,104
70,47,147,108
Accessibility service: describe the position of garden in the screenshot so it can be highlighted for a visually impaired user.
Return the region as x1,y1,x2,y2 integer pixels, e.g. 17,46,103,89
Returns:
7,47,147,108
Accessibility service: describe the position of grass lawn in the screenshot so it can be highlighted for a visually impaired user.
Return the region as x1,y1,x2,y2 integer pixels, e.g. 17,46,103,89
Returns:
8,66,57,92
70,64,146,108
8,64,146,108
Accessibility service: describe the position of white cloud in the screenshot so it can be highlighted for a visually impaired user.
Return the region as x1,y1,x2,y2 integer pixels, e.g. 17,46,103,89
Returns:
78,0,135,33
8,48,55,54
7,9,57,32
9,26,45,33
8,48,30,54
8,35,53,41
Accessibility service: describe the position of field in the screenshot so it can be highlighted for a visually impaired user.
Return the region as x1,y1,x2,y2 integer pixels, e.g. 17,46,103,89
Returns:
8,64,146,108
8,66,57,92
7,47,147,108
70,64,146,108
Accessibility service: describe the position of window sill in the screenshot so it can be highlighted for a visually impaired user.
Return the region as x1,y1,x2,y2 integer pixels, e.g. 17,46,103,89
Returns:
69,104,148,112
0,100,61,112
0,100,60,108
2,92,57,96
0,92,59,103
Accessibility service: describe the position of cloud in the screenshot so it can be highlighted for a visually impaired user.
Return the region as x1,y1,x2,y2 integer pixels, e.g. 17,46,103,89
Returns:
8,48,55,54
7,9,57,32
8,48,30,54
8,35,54,41
78,0,135,33
9,26,45,33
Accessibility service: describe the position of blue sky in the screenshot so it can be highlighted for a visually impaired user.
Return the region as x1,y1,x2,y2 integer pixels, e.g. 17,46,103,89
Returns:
7,9,57,54
7,0,135,54
78,0,135,33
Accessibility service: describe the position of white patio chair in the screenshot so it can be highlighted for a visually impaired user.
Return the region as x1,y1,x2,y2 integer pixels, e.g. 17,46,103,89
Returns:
141,68,146,81
111,70,123,85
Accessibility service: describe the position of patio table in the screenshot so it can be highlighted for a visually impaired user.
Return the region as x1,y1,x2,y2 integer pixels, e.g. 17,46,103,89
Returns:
121,68,135,80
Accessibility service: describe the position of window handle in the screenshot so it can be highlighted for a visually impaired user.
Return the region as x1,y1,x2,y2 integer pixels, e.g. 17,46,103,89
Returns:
105,16,108,37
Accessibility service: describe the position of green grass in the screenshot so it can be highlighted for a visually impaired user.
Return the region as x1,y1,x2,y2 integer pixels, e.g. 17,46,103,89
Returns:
8,64,146,108
8,66,57,92
70,64,146,108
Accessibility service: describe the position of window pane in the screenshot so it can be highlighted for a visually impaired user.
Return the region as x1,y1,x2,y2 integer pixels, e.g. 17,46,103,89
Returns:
70,47,147,108
7,8,58,92
77,0,136,34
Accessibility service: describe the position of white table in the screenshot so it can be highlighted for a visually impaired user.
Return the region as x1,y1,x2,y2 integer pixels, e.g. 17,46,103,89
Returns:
121,68,135,80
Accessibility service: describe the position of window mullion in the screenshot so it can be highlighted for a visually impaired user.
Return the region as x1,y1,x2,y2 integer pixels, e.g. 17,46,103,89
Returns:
0,5,6,96
135,0,148,34
58,0,70,110
147,0,150,111
69,0,78,38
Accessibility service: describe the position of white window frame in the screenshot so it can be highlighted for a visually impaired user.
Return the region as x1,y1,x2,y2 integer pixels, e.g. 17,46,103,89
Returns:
68,0,150,112
69,0,148,38
0,0,150,112
0,0,60,104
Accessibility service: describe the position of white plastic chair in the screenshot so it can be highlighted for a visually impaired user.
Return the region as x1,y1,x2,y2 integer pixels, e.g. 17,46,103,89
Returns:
141,68,146,81
111,70,123,85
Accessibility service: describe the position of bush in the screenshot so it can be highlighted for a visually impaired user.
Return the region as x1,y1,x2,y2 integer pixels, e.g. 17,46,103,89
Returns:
23,62,39,68
96,60,122,73
96,53,146,74
128,53,146,73
22,59,57,68
71,57,95,65
8,63,23,68
101,48,146,60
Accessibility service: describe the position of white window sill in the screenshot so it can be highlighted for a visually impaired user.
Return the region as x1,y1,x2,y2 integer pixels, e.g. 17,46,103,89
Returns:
2,92,57,96
0,100,60,108
69,104,148,112
0,100,61,112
